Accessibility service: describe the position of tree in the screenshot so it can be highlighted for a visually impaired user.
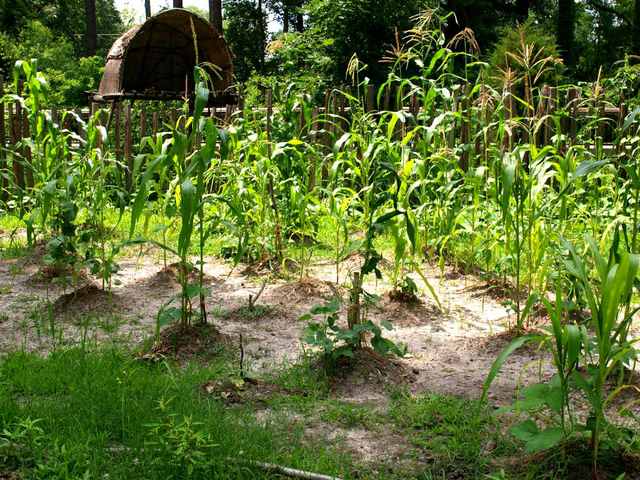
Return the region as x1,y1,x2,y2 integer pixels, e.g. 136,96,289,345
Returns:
557,0,575,67
145,0,151,18
209,0,223,32
634,0,640,52
307,0,429,82
84,0,97,56
173,0,183,7
225,0,267,81
0,20,104,104
0,0,124,57
266,0,306,33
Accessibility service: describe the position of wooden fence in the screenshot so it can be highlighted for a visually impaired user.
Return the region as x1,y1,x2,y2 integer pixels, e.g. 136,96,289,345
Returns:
0,79,631,194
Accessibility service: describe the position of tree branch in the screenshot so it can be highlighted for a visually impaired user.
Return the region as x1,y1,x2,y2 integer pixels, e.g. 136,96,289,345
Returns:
584,0,631,25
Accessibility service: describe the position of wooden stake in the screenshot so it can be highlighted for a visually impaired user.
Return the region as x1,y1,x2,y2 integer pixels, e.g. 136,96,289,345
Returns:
0,76,6,199
266,88,273,158
347,271,362,346
140,108,146,140
152,111,159,137
22,113,33,188
125,101,133,191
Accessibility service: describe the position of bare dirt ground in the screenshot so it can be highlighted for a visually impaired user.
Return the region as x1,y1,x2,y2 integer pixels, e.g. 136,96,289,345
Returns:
0,247,594,473
0,246,552,404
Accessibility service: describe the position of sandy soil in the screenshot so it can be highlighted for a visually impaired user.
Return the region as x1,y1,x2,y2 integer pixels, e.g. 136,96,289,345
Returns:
3,246,634,474
0,247,551,405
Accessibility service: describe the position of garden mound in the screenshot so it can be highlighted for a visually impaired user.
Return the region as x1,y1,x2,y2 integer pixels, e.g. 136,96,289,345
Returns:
53,284,123,317
139,323,230,361
472,328,545,355
143,262,219,289
269,277,342,302
377,294,443,327
326,348,416,399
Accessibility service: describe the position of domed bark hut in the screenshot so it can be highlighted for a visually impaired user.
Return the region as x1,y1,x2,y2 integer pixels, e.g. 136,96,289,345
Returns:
93,8,235,104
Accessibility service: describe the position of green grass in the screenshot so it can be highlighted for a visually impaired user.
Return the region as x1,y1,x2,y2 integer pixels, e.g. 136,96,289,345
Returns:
0,347,354,480
387,391,516,479
0,340,633,480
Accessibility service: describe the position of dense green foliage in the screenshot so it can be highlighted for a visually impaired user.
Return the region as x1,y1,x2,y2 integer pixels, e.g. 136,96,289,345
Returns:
0,0,122,105
0,21,103,105
224,0,268,81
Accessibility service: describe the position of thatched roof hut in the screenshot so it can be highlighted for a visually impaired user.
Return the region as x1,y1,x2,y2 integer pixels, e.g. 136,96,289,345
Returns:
94,8,234,104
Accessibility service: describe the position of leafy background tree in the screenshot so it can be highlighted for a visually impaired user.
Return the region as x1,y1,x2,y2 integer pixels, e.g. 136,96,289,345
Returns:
305,0,431,83
4,0,640,104
0,0,122,105
224,0,268,82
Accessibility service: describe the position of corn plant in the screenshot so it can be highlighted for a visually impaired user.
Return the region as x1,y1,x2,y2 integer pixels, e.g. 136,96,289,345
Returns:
483,236,639,476
130,67,219,327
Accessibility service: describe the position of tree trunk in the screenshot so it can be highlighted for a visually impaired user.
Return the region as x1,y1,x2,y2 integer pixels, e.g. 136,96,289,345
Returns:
283,7,289,33
84,0,97,56
516,0,529,21
209,0,223,33
295,12,303,32
145,0,151,18
557,0,575,68
634,0,640,53
257,0,265,68
173,0,183,7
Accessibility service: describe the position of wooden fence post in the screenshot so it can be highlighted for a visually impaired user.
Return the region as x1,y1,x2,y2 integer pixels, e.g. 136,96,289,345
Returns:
22,113,33,189
535,84,549,147
140,108,147,140
113,102,121,166
266,88,273,158
383,84,391,111
567,87,579,144
366,84,375,112
152,111,159,137
339,92,346,135
12,98,24,191
0,76,6,199
124,101,133,191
